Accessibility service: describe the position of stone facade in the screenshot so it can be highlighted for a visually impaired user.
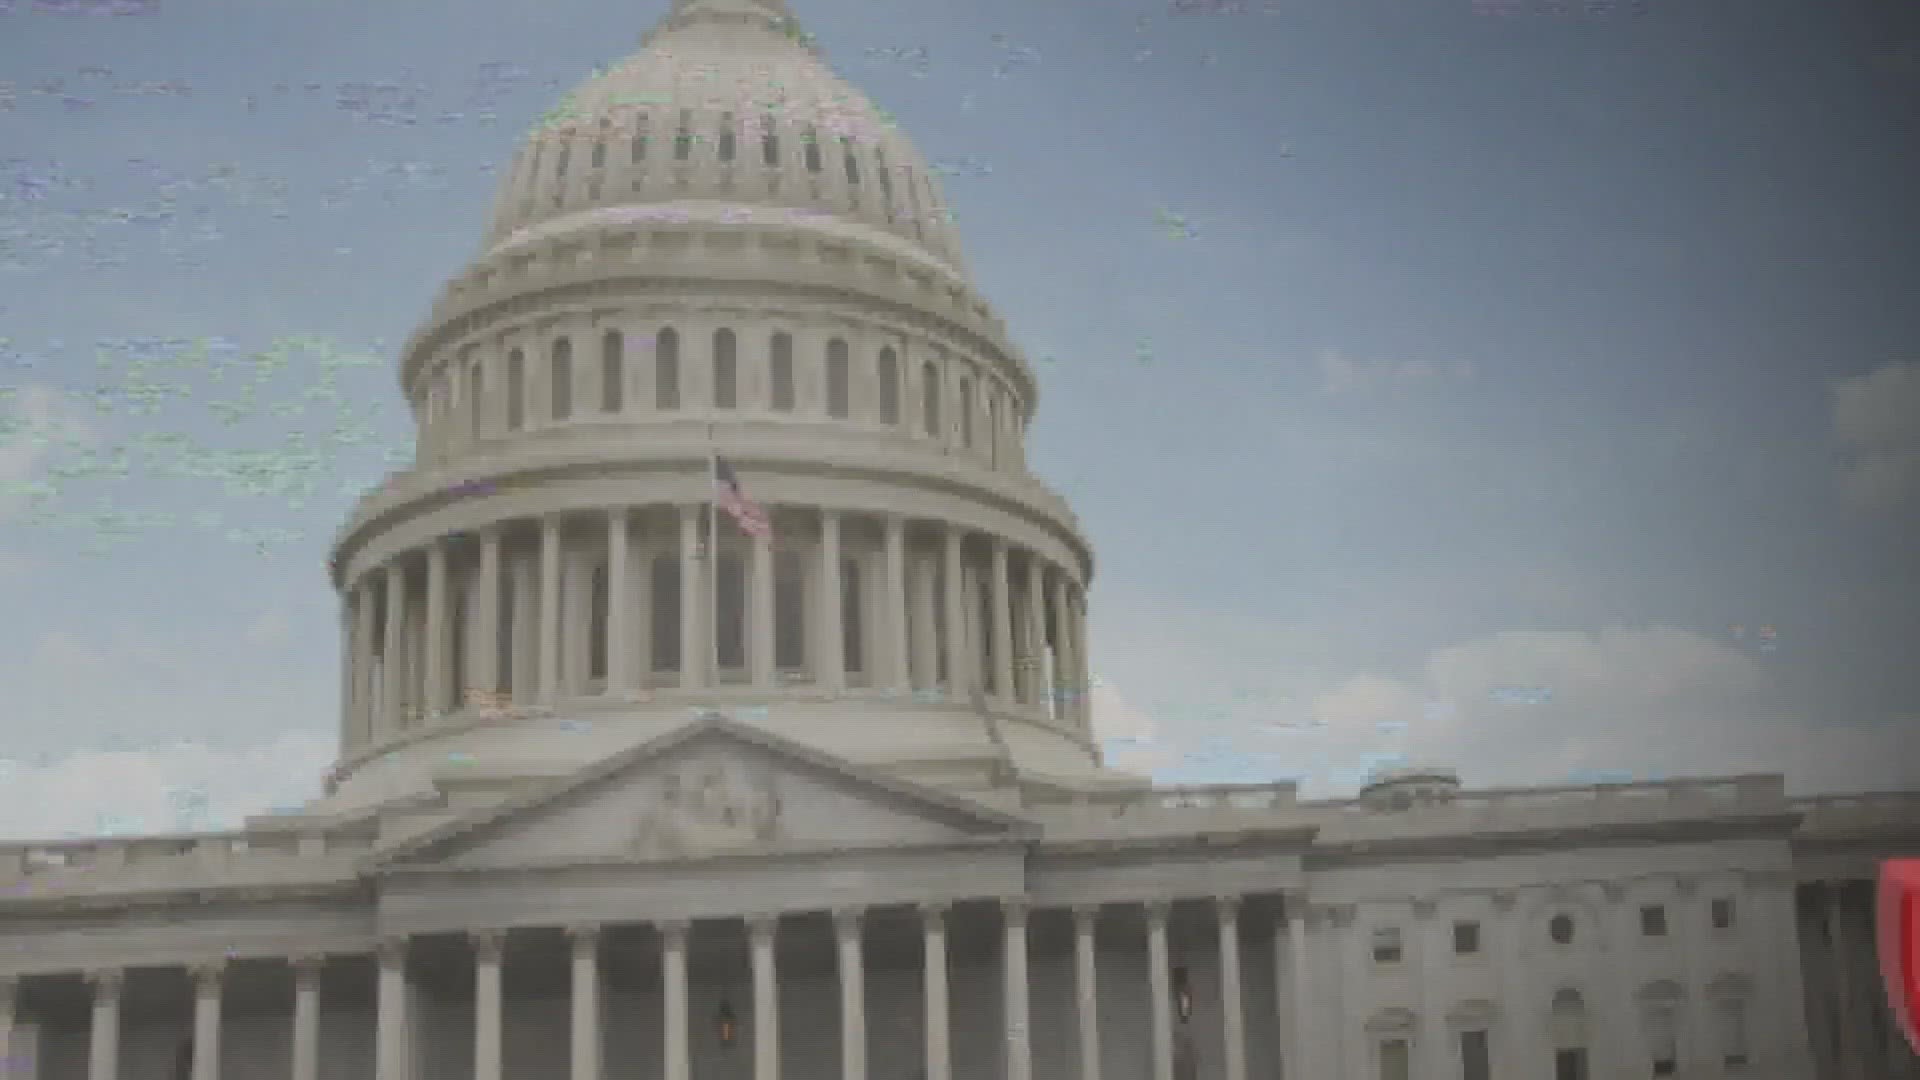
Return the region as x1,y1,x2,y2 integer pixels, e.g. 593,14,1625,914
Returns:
3,1,1917,1079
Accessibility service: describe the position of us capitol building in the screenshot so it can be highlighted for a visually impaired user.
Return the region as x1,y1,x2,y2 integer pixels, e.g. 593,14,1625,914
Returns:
3,1,1917,1078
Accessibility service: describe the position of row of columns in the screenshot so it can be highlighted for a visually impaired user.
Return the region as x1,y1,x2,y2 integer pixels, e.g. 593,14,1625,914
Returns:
1807,879,1917,1079
341,505,1091,750
24,895,1278,1080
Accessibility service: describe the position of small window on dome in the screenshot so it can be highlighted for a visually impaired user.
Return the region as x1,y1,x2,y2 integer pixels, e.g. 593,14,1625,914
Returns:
674,109,693,161
921,361,940,437
875,148,894,217
601,330,624,413
877,347,900,425
556,141,571,180
550,337,573,421
632,113,650,164
770,332,795,412
506,348,525,431
591,120,607,169
958,376,972,447
655,328,680,410
826,339,850,418
718,112,736,163
803,127,822,173
762,113,780,166
842,137,860,185
713,328,738,409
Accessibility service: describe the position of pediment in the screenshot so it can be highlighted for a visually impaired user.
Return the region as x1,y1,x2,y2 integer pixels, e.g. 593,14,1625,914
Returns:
376,713,1034,871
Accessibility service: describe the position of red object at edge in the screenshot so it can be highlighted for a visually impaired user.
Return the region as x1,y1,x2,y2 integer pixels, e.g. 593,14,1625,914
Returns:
1881,859,1920,1055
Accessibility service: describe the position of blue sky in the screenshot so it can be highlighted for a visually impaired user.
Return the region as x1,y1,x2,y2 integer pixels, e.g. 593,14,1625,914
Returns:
2,0,1918,839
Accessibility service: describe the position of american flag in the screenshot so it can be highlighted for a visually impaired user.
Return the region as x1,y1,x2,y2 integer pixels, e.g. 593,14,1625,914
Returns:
712,455,772,539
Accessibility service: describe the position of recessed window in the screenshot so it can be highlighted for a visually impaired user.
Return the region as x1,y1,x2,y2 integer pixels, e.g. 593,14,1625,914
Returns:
1716,998,1748,1068
877,347,900,425
1460,1028,1491,1080
1646,1004,1678,1075
674,109,693,161
506,348,525,430
826,339,850,418
467,363,482,440
803,126,822,173
770,332,794,411
761,112,779,166
1640,905,1668,938
654,328,680,410
843,137,860,185
649,555,679,673
591,118,608,169
774,550,805,669
876,148,894,217
555,141,571,180
1453,920,1481,955
713,328,738,409
600,330,623,413
921,361,940,436
588,563,608,681
841,559,864,673
718,111,736,162
1377,1037,1410,1080
1548,914,1575,945
1710,898,1735,930
631,113,650,163
1371,926,1403,964
1553,1048,1588,1080
958,376,973,447
549,337,572,421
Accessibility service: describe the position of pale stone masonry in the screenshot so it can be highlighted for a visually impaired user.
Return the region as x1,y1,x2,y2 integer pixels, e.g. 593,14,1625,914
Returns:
2,1,1917,1078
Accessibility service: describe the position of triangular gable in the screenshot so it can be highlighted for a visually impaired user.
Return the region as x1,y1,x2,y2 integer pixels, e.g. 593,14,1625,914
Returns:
376,712,1035,870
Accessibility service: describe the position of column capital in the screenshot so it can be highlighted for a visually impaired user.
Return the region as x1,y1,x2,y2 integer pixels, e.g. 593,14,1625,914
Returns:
290,954,326,986
1600,881,1628,903
188,959,226,992
1214,895,1242,923
832,906,865,936
1070,903,1101,929
1002,896,1031,926
566,923,600,953
1672,875,1700,898
376,937,409,968
470,929,506,963
1490,888,1519,912
1411,897,1438,921
657,919,691,945
85,968,124,996
607,505,631,525
918,902,949,931
1145,899,1173,927
747,914,780,943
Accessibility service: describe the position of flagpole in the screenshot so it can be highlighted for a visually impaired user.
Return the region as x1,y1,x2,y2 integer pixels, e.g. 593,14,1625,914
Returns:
707,421,720,690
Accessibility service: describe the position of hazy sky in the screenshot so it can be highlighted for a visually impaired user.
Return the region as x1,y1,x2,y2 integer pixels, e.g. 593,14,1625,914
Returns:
2,0,1918,839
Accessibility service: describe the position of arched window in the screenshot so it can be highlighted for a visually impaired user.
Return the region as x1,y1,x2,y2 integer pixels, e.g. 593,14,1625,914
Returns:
876,147,895,218
650,555,680,673
655,328,680,410
1638,982,1683,1077
467,362,482,441
985,392,998,466
1714,996,1749,1068
803,126,822,173
631,112,650,164
842,137,860,185
506,348,525,430
674,109,694,161
921,361,941,436
717,552,746,671
550,338,573,421
774,550,804,670
713,329,738,409
761,112,780,166
841,558,864,674
1550,988,1590,1080
877,347,900,425
718,112,736,163
770,331,795,411
826,338,850,418
601,330,624,413
589,562,608,682
957,376,972,447
903,165,923,237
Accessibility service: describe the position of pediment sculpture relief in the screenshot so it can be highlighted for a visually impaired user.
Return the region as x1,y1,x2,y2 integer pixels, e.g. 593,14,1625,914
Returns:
631,760,784,860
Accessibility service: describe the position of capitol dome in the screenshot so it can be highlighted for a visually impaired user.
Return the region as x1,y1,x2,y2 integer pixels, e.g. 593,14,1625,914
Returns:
322,0,1115,814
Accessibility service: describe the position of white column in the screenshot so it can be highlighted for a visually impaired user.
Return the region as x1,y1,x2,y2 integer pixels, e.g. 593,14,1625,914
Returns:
1600,882,1640,1080
835,907,867,1080
424,542,448,717
751,524,776,688
606,511,631,694
1216,897,1246,1080
909,554,938,690
941,526,969,694
818,510,845,692
1003,899,1032,1080
1023,554,1046,710
86,969,121,1080
538,516,562,702
661,920,691,1080
988,539,1014,707
882,516,910,692
353,581,376,744
1072,905,1101,1080
748,917,780,1080
382,561,407,734
1146,901,1175,1080
473,931,504,1080
1330,904,1365,1078
1411,899,1446,1080
1489,890,1527,1078
1754,871,1812,1072
510,553,537,703
1828,882,1863,1080
568,925,602,1080
1280,899,1314,1080
679,505,704,689
473,529,501,698
290,956,322,1080
921,904,951,1080
191,961,223,1080
375,939,409,1080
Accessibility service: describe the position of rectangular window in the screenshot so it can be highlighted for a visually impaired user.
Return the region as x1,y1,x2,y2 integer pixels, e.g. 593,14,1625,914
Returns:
1377,1038,1409,1080
1641,905,1668,937
1453,920,1481,955
1459,1028,1491,1080
1554,1048,1588,1080
1716,998,1748,1067
1711,897,1735,930
1648,1006,1679,1075
1371,926,1403,964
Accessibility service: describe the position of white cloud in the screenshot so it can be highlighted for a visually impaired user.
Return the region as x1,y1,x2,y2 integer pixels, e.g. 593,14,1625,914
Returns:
0,383,96,520
1833,361,1920,509
0,730,334,842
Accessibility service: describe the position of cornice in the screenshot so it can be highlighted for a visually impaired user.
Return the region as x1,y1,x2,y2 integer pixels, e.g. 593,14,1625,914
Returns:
1032,824,1319,860
1306,811,1804,867
0,877,368,918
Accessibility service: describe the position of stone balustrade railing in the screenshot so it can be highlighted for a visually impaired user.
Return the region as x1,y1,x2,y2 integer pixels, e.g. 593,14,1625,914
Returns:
1789,790,1920,833
0,819,381,884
